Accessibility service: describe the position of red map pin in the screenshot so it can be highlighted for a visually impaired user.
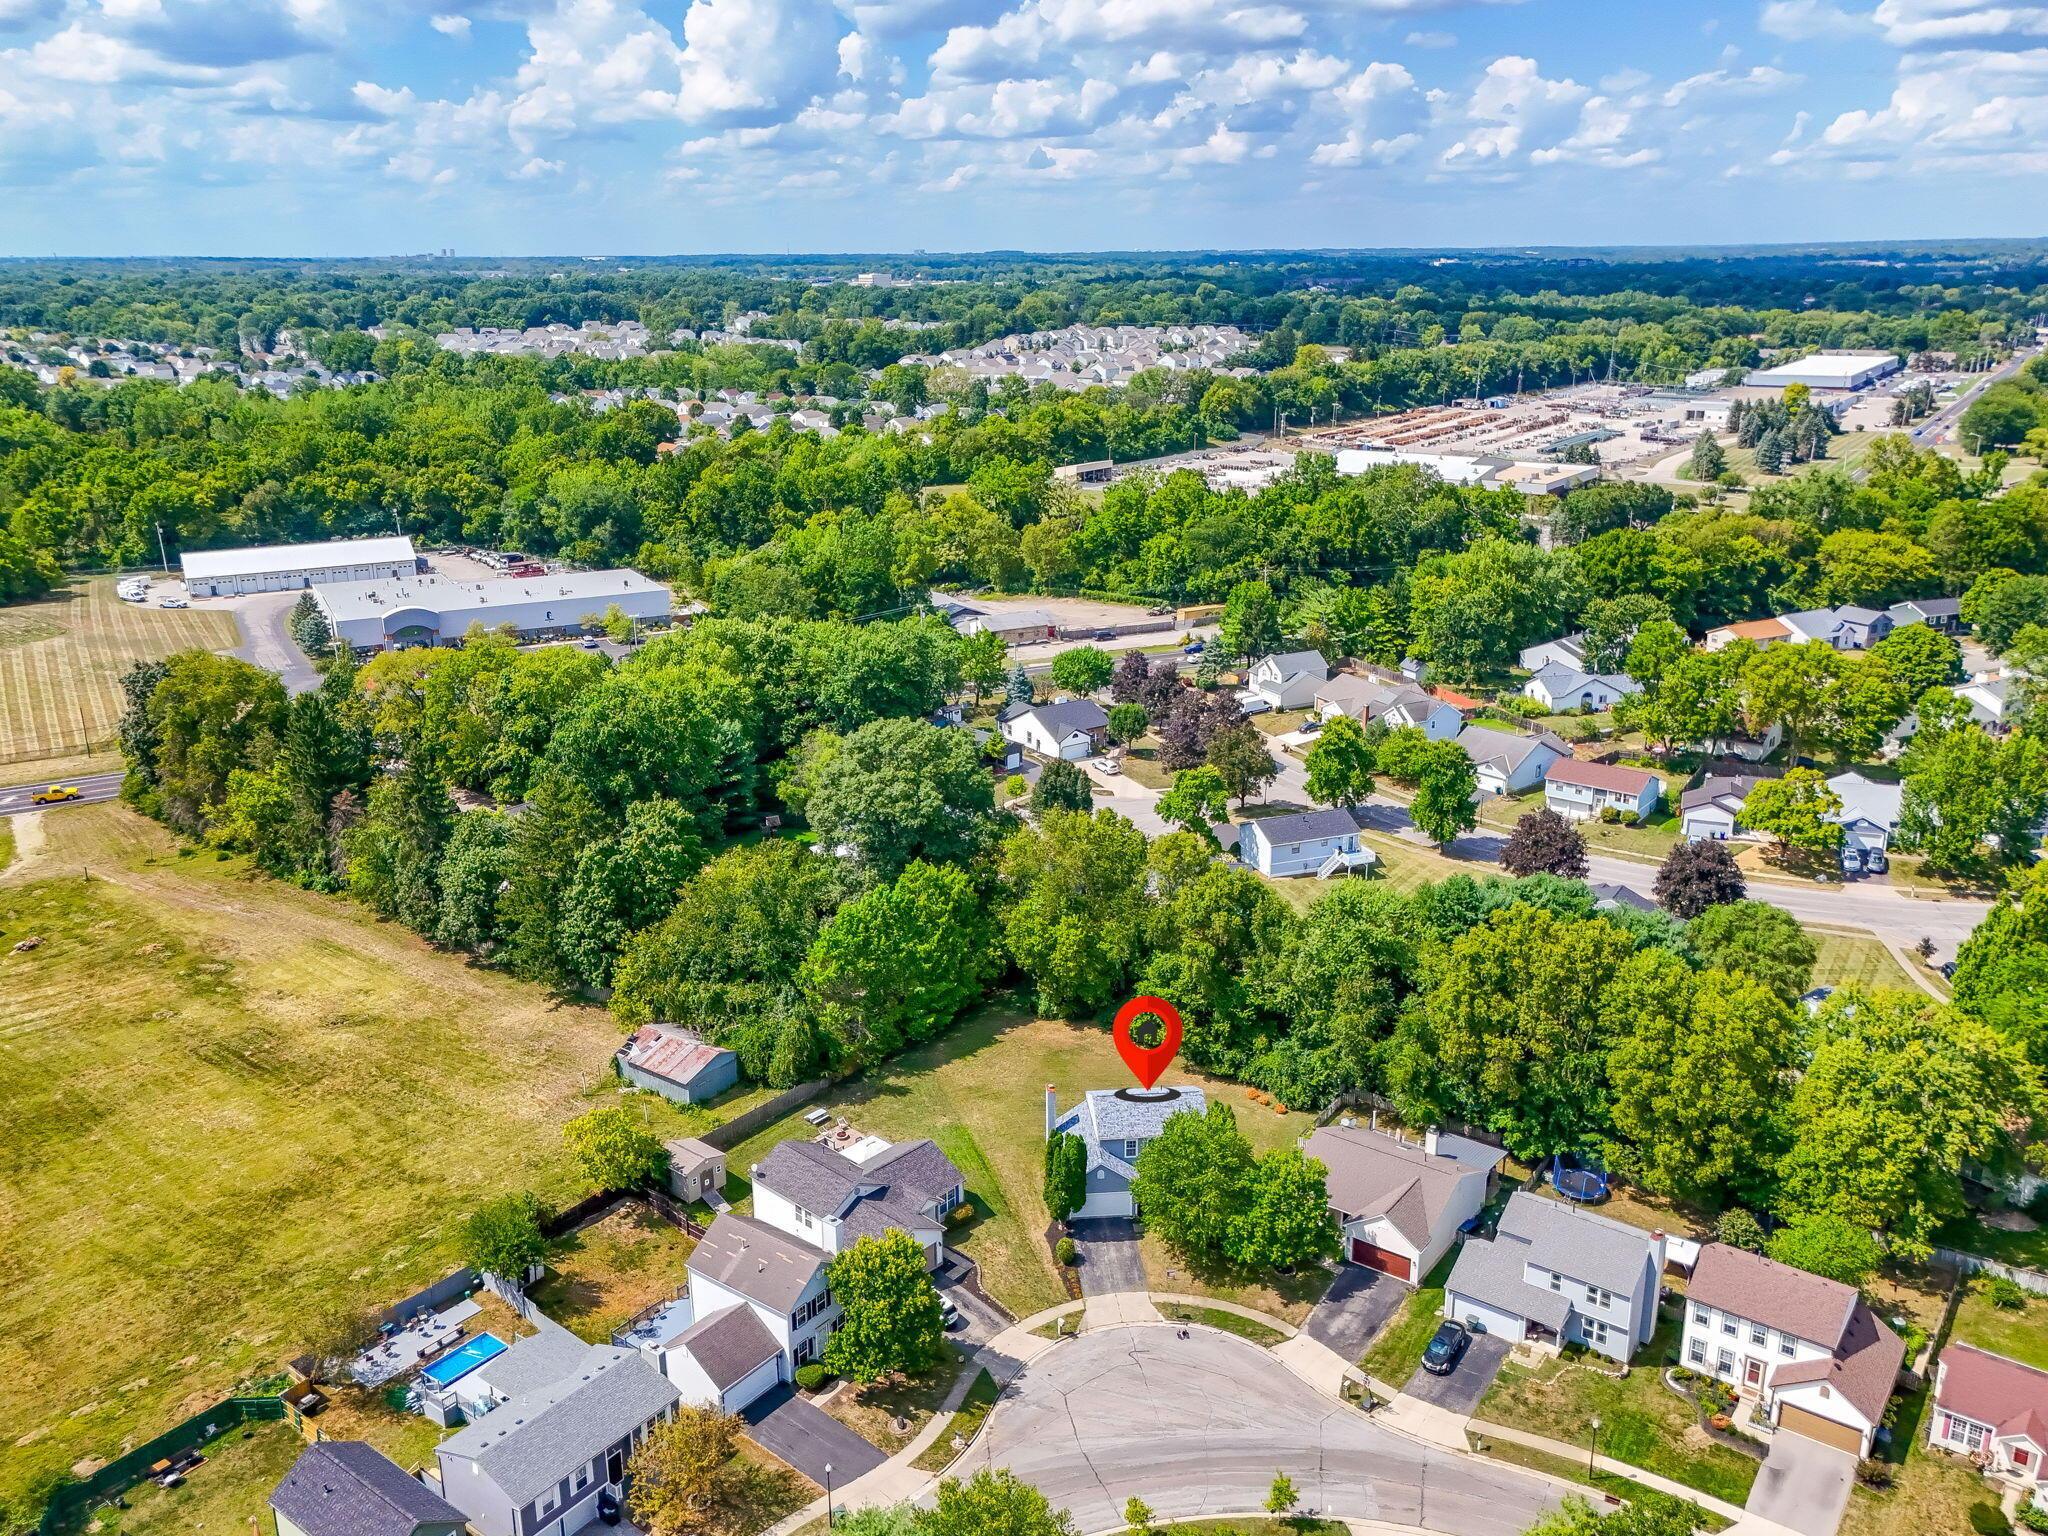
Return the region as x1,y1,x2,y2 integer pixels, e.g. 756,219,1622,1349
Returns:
1113,996,1183,1091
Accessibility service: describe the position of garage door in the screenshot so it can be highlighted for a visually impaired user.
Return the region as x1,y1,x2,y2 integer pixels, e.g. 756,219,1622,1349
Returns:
1778,1403,1863,1455
1349,1239,1414,1281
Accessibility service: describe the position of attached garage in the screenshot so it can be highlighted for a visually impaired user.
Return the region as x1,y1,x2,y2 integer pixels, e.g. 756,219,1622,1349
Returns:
1777,1402,1864,1455
1349,1239,1415,1281
1446,1291,1527,1343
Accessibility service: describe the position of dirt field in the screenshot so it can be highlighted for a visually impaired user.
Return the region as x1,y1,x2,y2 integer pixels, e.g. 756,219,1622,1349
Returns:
0,578,240,776
0,803,661,1510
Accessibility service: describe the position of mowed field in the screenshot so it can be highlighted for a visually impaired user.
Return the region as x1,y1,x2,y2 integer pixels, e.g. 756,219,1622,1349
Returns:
0,578,239,776
0,804,643,1507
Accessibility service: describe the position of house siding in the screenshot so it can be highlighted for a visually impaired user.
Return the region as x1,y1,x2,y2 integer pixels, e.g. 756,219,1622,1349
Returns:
1241,826,1363,877
620,1053,739,1106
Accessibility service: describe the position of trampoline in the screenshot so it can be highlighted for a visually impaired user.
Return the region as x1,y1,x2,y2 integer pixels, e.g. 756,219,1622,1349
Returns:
1550,1153,1611,1203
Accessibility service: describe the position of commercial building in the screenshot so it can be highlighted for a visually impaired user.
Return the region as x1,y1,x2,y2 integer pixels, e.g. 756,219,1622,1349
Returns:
1333,447,1598,498
1744,352,1904,392
181,535,418,597
316,569,671,652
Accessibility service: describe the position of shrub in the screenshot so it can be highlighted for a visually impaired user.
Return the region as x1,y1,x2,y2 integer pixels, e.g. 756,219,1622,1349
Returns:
795,1363,830,1392
2018,1502,2048,1534
1982,1274,2030,1310
1857,1460,1895,1490
946,1203,975,1227
1002,774,1028,799
1599,805,1622,824
1716,1208,1767,1252
1970,1501,2014,1536
1055,1237,1078,1266
2024,1183,2048,1222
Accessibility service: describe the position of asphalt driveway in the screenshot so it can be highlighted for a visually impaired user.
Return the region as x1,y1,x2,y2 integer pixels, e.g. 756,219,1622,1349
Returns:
1401,1332,1510,1416
953,1323,1559,1536
1303,1265,1408,1363
742,1385,886,1487
1067,1218,1146,1295
1747,1430,1856,1536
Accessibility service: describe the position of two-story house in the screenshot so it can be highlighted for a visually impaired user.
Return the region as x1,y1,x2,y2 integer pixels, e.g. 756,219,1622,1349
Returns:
1456,725,1569,796
750,1136,963,1270
685,1212,841,1372
1241,649,1331,711
1543,759,1663,822
1930,1343,2048,1503
1683,1244,1904,1457
1443,1191,1665,1362
1046,1084,1206,1219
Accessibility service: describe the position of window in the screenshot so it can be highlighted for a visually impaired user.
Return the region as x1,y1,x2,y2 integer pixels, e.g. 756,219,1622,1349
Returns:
1778,1336,1795,1358
1588,1287,1613,1309
1688,1339,1706,1365
1123,1139,1140,1160
2016,1447,2033,1469
1692,1305,1711,1327
1717,1350,1735,1375
1750,1324,1767,1346
1721,1316,1737,1336
1549,1271,1563,1292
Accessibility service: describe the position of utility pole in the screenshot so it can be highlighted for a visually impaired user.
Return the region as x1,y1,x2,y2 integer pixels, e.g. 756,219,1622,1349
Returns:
155,521,169,573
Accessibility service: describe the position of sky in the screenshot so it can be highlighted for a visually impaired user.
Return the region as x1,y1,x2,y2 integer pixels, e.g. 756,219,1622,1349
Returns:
2,0,2046,256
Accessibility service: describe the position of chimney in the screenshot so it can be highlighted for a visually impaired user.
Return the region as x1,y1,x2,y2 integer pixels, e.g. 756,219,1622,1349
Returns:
1424,1127,1440,1157
1045,1084,1057,1140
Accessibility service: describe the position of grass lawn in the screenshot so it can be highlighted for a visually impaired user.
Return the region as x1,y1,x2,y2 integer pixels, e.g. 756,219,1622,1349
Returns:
1119,744,1174,791
715,1008,1308,1320
1357,831,1470,893
1360,1251,1458,1384
529,1203,698,1343
0,816,13,874
712,1442,817,1536
0,803,719,1511
1527,1181,1711,1243
1475,790,1683,860
1108,1521,1350,1536
1476,1311,1761,1507
1157,1301,1290,1347
912,1367,1000,1472
1839,1372,1997,1536
820,1349,967,1456
1808,928,1920,994
84,1418,301,1536
1935,1218,2048,1272
0,578,240,777
1949,1284,2048,1371
1467,1435,1730,1532
1885,855,2000,899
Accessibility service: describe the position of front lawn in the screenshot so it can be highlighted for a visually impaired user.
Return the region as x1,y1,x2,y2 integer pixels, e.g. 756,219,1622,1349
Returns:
912,1367,1001,1472
820,1348,967,1455
1839,1378,1995,1536
528,1202,697,1343
1465,1436,1730,1533
1950,1281,2048,1371
1808,928,1919,995
1158,1301,1290,1347
1360,1250,1458,1384
1476,1311,1762,1507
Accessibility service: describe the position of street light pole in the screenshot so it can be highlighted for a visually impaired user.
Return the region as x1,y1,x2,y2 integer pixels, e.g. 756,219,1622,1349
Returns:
824,1462,834,1527
1589,1414,1602,1476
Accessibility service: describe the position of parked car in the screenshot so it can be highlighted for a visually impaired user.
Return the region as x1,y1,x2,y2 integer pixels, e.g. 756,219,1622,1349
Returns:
580,636,600,648
1093,628,1115,641
1236,695,1272,717
157,597,188,609
1864,847,1889,874
1840,847,1865,876
1183,638,1205,654
939,1297,963,1331
1095,756,1122,775
1422,1321,1471,1376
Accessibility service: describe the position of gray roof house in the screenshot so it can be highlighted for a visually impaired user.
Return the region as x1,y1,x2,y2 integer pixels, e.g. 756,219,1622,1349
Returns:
1047,1084,1207,1219
1443,1191,1667,1362
688,1212,832,1314
750,1136,963,1266
1523,663,1639,714
1314,675,1462,740
1827,770,1905,853
1000,697,1110,760
1304,1124,1501,1284
434,1343,679,1536
271,1442,466,1536
1236,807,1376,879
1455,725,1569,795
659,1304,786,1414
1679,772,1770,842
1888,596,1962,633
1243,649,1331,710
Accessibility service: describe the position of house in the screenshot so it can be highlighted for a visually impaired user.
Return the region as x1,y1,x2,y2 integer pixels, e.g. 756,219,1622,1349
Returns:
1694,722,1784,764
1959,677,2016,733
1456,725,1569,796
1680,773,1768,841
955,608,1056,644
1517,634,1590,673
1046,1084,1207,1219
1523,664,1640,714
1930,1344,2048,1499
272,1442,466,1536
658,1304,786,1414
1684,1243,1904,1457
1827,770,1904,854
1544,759,1663,822
1001,698,1110,760
664,1137,726,1203
1303,1123,1501,1283
434,1344,679,1536
750,1135,963,1269
1237,808,1377,879
616,1025,740,1106
1889,597,1964,635
1315,674,1462,739
1705,618,1793,652
1779,607,1893,650
1589,882,1655,913
1243,649,1331,711
685,1212,839,1372
1443,1191,1666,1362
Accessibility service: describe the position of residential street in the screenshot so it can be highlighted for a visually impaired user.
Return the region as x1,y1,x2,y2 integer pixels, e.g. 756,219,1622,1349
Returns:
0,772,124,816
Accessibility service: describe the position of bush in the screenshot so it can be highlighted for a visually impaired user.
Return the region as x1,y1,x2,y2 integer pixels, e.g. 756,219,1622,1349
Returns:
2018,1502,2048,1534
1055,1236,1078,1266
795,1363,830,1392
1599,805,1622,824
1716,1208,1767,1252
1970,1501,2014,1536
1002,774,1028,799
946,1203,975,1227
1857,1460,1895,1490
1982,1274,2030,1310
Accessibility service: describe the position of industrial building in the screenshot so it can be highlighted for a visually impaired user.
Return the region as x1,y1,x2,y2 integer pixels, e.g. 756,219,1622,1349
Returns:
315,568,672,652
180,534,418,597
1333,447,1598,498
1744,351,1903,392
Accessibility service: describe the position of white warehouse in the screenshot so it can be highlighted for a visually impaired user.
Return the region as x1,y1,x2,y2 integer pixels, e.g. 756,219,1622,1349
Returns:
180,535,418,597
316,568,672,652
1744,351,1903,392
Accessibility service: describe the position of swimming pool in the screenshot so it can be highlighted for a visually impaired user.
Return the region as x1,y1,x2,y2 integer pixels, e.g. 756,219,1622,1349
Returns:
420,1332,507,1387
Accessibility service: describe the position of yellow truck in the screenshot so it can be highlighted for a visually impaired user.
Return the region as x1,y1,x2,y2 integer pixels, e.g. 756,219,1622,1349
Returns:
29,784,82,804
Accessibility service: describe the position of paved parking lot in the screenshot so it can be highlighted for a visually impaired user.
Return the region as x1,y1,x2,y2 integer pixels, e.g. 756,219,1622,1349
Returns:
1400,1332,1509,1415
742,1384,886,1487
1066,1218,1145,1295
1303,1265,1407,1363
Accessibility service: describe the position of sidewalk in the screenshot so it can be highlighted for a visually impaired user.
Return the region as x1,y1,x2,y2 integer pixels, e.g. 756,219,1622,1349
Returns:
1468,1418,1749,1525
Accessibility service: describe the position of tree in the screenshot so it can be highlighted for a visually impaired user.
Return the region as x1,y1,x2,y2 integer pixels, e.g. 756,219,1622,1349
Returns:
1157,765,1231,847
563,1106,666,1192
301,1299,381,1381
999,809,1152,1015
1229,1148,1339,1270
1902,722,2048,874
1031,757,1094,814
1867,622,1963,697
1951,866,2048,1062
1206,723,1279,807
1409,739,1479,846
434,808,513,950
1122,1496,1156,1536
1110,649,1153,704
558,797,709,987
139,651,288,835
1653,839,1746,919
1754,428,1785,474
1265,1472,1299,1518
1716,1208,1767,1252
1622,618,1692,692
918,1469,1078,1536
345,754,455,935
1738,768,1845,857
824,1231,949,1385
1409,537,1578,680
1686,900,1816,1003
1044,1130,1087,1224
1501,808,1589,879
288,591,332,655
626,1406,745,1536
1048,645,1114,694
1779,995,2043,1257
1133,1101,1256,1262
1688,432,1726,482
1765,1214,1883,1287
958,630,1008,706
1106,702,1149,747
797,717,997,878
1005,665,1035,706
1303,714,1376,808
1219,579,1282,661
461,1192,549,1281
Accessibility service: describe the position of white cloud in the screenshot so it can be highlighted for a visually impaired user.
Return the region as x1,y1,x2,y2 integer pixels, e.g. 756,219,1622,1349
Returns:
1660,64,1800,106
1309,125,1418,164
1870,0,2048,48
1442,54,1587,163
1404,29,1454,47
674,0,844,123
1758,0,1871,41
429,13,470,36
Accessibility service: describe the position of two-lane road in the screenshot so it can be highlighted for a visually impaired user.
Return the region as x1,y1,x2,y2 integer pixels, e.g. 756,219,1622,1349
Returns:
0,771,124,817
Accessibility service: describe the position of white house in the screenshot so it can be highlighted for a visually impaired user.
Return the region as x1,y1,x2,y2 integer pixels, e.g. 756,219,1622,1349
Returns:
1523,664,1640,714
749,1136,963,1270
1443,1191,1665,1363
1303,1123,1500,1284
1315,674,1462,739
1000,698,1109,759
1684,1243,1904,1458
657,1304,786,1414
1543,759,1663,821
1456,725,1569,796
1679,773,1765,842
1959,677,2016,733
1930,1344,2048,1502
685,1213,841,1374
1047,1084,1205,1220
1827,770,1905,854
1243,649,1331,710
1237,808,1376,878
1704,618,1794,652
1519,634,1590,673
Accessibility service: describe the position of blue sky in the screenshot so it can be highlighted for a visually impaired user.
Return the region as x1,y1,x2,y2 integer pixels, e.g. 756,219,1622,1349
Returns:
2,0,2044,256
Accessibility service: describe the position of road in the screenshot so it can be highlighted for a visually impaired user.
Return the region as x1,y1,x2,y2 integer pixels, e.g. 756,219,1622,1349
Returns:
1912,345,2040,448
954,1324,1561,1536
227,589,321,694
0,772,124,817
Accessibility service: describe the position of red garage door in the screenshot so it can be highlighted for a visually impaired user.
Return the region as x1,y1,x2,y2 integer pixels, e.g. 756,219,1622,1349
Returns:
1349,1239,1414,1281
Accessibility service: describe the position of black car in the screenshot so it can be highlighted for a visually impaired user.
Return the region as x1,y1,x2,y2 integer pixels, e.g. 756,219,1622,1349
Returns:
597,1490,622,1526
1421,1321,1471,1376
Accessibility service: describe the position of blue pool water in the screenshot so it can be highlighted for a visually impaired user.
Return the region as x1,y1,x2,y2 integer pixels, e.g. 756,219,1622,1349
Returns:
420,1332,507,1387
